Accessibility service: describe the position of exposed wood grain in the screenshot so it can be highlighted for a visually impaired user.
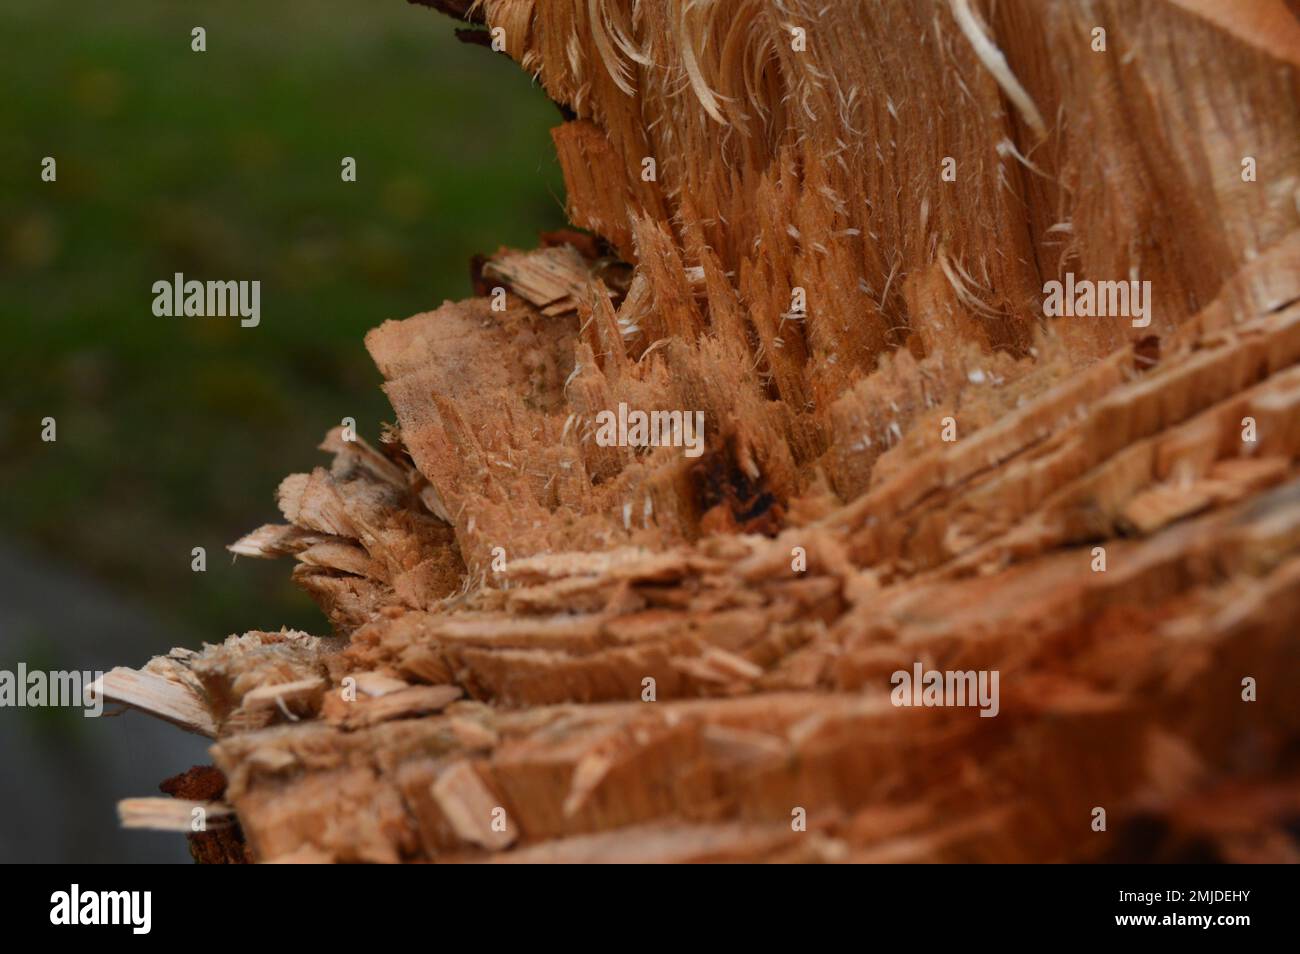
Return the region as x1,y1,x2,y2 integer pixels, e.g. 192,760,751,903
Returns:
109,0,1300,863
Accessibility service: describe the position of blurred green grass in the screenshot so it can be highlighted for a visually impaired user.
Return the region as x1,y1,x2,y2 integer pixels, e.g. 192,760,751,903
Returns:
0,0,566,643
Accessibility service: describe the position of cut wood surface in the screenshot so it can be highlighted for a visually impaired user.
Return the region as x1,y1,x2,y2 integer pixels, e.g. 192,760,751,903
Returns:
112,0,1300,862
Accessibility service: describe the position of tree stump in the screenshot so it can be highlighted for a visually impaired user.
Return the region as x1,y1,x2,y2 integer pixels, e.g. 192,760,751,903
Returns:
102,0,1300,863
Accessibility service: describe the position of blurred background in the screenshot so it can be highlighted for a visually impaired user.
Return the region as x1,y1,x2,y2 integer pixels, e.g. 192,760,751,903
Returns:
0,0,565,861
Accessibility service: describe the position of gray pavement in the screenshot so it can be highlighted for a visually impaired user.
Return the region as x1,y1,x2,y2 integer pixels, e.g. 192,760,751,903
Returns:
0,540,213,863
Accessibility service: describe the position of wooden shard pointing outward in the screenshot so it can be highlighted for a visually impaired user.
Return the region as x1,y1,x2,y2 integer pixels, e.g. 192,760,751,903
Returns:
111,0,1300,862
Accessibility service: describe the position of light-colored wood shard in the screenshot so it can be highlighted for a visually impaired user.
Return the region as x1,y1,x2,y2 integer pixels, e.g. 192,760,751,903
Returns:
118,798,234,831
431,760,517,850
482,244,611,316
93,667,217,737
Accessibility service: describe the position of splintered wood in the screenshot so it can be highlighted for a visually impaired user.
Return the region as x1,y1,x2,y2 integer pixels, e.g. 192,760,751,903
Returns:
114,1,1300,862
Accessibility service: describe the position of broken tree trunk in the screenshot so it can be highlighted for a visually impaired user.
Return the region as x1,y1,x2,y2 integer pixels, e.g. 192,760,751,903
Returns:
104,0,1300,863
